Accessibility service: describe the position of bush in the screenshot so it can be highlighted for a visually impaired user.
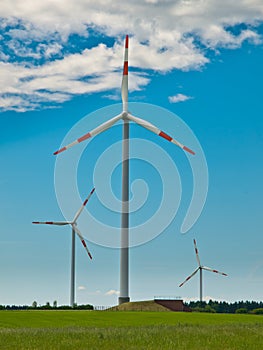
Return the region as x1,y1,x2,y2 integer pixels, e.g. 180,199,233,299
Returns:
251,308,263,315
191,306,216,313
205,305,216,313
235,308,248,314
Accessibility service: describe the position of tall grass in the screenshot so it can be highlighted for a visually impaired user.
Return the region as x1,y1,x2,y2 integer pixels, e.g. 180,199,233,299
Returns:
0,311,262,349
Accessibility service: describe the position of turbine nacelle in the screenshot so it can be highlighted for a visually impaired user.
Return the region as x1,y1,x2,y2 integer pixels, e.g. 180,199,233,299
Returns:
121,111,129,120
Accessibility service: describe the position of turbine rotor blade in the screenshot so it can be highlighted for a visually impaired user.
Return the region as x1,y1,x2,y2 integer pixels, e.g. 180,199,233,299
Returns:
54,114,122,155
121,35,128,112
73,187,95,223
73,225,92,260
32,221,69,225
179,267,199,287
202,266,228,276
193,239,201,267
127,113,195,155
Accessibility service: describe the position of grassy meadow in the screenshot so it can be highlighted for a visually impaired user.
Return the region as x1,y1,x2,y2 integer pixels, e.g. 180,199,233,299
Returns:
0,310,262,349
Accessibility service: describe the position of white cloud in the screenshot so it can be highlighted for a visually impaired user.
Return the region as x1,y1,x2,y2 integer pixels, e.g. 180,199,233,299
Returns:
39,43,63,59
0,52,9,61
0,44,150,111
103,93,121,101
105,289,120,296
77,285,86,291
0,0,263,111
1,1,262,43
199,26,262,49
169,93,193,103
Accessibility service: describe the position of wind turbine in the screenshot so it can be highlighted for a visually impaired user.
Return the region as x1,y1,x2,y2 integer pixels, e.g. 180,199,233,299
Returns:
33,187,95,307
179,239,227,302
53,35,195,305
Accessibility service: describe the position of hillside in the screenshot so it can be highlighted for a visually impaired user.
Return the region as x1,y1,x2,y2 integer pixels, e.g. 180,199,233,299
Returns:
109,300,171,312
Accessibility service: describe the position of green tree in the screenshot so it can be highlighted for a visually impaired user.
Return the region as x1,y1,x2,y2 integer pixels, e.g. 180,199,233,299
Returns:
251,308,263,314
235,308,248,314
205,305,216,313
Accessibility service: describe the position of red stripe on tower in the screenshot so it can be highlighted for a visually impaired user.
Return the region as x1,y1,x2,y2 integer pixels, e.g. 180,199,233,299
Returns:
88,252,92,259
82,240,87,248
159,131,172,142
125,35,128,48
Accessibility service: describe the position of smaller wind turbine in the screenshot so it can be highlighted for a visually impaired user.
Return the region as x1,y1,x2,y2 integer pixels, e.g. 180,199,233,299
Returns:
33,187,95,307
179,239,227,302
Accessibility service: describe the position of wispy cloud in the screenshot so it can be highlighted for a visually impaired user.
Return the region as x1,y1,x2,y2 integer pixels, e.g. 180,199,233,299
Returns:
169,93,193,103
77,286,86,291
0,45,149,111
0,0,262,111
105,289,120,296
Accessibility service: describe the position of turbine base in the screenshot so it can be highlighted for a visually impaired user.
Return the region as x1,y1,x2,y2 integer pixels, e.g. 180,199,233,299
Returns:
118,296,130,305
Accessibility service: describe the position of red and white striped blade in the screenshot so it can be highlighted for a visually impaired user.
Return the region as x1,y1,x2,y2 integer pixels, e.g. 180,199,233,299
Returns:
121,35,128,112
179,267,199,287
127,113,195,155
202,266,228,276
32,221,69,225
73,187,95,223
73,225,92,260
193,239,201,267
54,114,122,155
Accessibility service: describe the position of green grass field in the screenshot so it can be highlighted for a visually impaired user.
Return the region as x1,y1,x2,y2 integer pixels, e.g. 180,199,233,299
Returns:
0,310,262,349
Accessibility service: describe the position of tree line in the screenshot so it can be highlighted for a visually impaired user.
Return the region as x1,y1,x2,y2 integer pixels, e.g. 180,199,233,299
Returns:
0,300,263,313
0,301,93,310
186,300,263,314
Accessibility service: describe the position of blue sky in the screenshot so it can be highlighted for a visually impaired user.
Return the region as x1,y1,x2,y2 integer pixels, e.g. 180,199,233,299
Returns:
0,1,263,306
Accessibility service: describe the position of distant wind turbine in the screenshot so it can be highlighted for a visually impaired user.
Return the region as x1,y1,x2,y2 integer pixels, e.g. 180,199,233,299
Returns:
179,239,227,302
33,187,95,307
53,35,195,305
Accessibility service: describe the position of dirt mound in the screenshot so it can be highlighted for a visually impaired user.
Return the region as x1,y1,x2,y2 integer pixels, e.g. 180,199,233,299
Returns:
109,300,171,311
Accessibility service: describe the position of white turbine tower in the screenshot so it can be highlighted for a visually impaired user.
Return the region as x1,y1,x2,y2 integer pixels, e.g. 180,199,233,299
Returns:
33,187,95,307
179,239,227,302
54,35,195,305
